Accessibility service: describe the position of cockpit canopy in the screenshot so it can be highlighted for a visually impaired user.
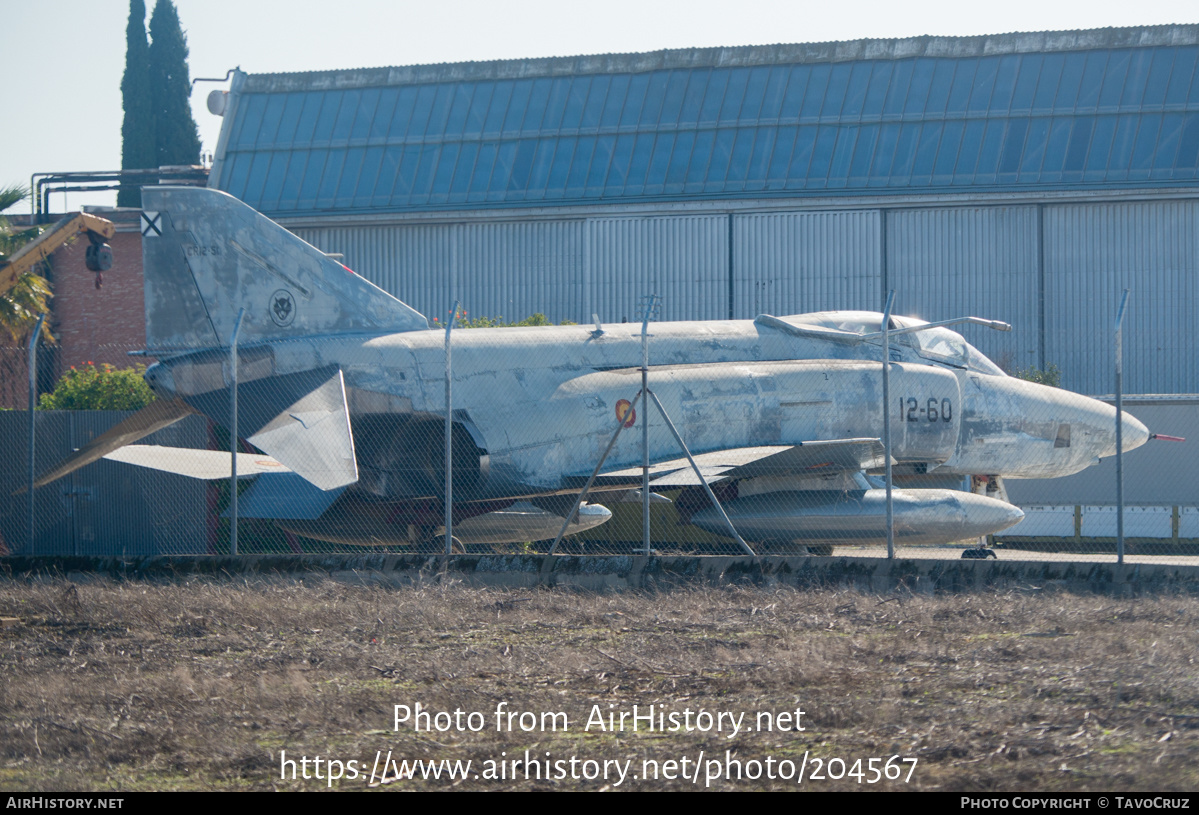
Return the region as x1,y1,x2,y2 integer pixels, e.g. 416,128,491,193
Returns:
773,310,1008,376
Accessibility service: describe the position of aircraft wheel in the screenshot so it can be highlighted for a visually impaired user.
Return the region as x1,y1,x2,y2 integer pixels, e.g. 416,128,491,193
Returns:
961,548,997,559
805,545,834,557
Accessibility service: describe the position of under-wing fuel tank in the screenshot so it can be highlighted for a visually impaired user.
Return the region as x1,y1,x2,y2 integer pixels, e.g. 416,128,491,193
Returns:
690,488,1024,547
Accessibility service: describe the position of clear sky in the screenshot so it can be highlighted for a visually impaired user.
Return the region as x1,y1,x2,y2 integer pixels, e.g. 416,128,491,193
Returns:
2,0,1196,216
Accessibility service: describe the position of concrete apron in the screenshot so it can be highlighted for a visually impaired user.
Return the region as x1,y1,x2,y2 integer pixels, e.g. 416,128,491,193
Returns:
5,555,1199,595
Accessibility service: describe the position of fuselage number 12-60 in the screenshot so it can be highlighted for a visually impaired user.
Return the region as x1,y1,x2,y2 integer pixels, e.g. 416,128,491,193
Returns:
900,397,953,423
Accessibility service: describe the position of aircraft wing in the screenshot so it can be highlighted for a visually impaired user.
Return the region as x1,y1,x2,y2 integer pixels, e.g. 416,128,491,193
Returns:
100,445,344,521
598,438,887,488
102,445,291,479
27,397,198,491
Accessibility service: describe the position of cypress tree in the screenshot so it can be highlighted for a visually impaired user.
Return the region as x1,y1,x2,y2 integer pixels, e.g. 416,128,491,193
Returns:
117,0,155,208
147,0,201,169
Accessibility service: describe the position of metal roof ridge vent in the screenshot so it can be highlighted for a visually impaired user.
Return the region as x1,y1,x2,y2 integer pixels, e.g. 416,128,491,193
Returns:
240,24,1199,93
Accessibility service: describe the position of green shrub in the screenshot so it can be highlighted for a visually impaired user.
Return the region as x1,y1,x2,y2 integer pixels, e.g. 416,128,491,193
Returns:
435,310,573,328
38,362,157,410
1014,363,1062,388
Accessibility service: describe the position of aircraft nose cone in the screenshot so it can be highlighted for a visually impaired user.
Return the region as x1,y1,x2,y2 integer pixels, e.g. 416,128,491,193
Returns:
1120,411,1150,452
1098,409,1150,457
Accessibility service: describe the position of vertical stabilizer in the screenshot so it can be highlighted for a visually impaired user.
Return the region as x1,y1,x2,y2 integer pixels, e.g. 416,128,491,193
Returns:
141,186,428,352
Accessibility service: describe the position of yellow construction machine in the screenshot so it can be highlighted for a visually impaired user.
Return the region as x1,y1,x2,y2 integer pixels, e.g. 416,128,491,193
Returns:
0,212,115,296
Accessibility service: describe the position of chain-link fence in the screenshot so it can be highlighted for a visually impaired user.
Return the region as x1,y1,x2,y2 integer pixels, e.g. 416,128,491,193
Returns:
1,305,1192,563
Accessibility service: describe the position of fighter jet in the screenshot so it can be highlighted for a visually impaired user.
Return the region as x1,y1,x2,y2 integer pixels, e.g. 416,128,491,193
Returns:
32,187,1151,553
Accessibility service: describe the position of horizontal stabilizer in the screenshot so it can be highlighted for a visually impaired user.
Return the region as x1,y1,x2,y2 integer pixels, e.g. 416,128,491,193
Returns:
599,439,887,488
103,445,290,479
185,366,358,491
28,397,197,491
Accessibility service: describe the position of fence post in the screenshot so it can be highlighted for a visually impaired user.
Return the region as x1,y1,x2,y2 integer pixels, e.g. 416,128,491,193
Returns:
27,313,45,555
229,308,245,556
881,291,895,560
445,300,458,556
1114,289,1129,565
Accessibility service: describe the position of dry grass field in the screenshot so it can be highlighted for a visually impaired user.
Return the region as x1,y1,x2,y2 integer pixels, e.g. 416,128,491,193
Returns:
1,574,1198,791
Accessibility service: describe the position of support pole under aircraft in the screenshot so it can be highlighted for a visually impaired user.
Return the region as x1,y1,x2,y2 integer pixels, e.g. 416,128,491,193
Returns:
646,391,756,557
229,308,244,556
1114,289,1129,566
546,384,755,559
547,389,644,556
551,293,754,558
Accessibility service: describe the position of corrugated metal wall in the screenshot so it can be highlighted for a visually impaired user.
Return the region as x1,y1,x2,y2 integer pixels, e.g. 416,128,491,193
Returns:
289,196,1198,395
588,216,728,323
457,222,583,322
295,222,586,324
0,413,210,556
732,211,882,318
888,207,1041,374
1044,200,1199,395
294,223,452,315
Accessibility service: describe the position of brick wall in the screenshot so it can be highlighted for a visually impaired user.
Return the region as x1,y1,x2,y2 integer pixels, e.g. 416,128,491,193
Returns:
0,215,149,408
50,227,147,372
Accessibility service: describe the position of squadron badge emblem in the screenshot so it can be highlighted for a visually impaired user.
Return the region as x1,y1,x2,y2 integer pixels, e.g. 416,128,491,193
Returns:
270,290,296,327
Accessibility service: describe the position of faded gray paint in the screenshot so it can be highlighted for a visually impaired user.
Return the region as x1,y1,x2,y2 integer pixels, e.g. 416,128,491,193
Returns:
142,187,427,355
110,188,1156,552
1004,398,1199,506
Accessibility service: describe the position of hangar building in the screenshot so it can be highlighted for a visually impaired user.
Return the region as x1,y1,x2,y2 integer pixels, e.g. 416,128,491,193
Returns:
206,25,1199,396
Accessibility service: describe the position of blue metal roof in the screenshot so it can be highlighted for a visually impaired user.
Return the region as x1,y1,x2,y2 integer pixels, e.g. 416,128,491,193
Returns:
211,28,1199,215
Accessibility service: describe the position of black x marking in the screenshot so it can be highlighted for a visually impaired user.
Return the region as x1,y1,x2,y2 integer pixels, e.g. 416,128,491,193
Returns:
141,212,162,236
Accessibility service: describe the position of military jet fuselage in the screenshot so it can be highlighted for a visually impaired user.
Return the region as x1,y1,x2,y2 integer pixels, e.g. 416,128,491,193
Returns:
35,187,1150,551
144,315,1144,496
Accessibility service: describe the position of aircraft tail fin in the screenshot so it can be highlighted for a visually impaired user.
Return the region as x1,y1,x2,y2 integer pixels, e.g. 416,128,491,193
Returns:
140,186,428,352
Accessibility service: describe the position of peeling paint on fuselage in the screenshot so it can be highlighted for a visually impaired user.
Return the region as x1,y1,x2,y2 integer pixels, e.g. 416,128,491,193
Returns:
153,315,1147,500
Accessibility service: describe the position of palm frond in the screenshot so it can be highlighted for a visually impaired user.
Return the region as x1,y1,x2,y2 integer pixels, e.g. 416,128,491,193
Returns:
0,185,28,214
0,271,54,344
0,184,53,344
0,225,44,262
